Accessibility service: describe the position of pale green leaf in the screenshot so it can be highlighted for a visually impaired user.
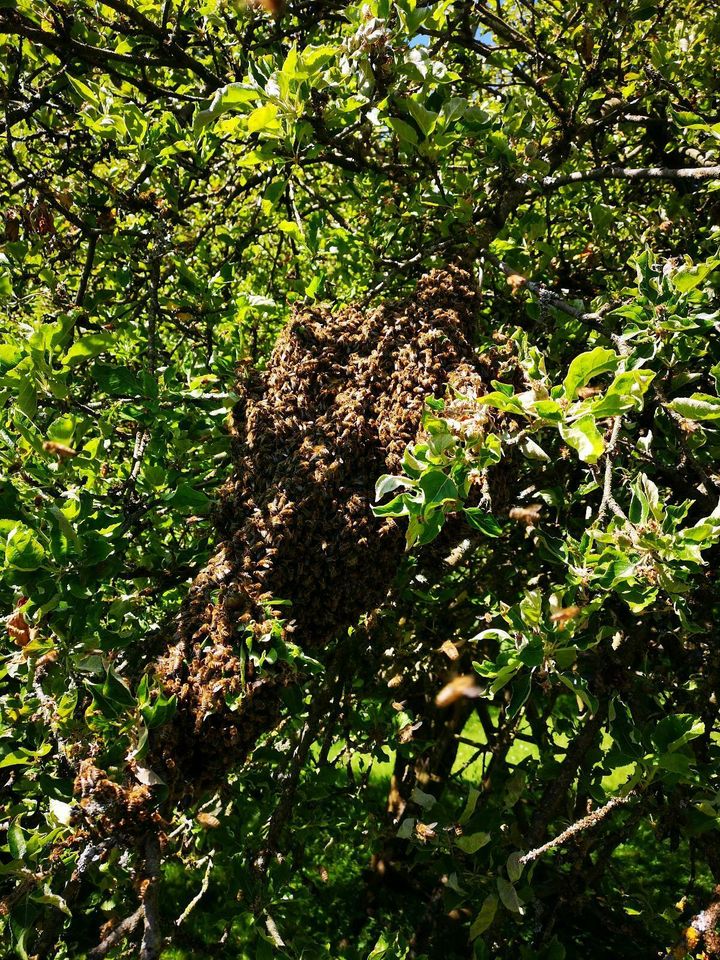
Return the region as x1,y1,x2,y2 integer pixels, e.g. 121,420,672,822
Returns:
563,347,618,399
668,393,720,421
559,414,605,463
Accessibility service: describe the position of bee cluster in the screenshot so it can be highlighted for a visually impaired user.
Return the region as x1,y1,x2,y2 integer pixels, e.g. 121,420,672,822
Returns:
147,265,498,795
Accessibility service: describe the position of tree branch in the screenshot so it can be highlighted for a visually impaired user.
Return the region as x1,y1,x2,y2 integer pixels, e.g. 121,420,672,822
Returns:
139,835,162,960
538,164,720,192
519,793,634,865
89,906,144,959
98,0,222,89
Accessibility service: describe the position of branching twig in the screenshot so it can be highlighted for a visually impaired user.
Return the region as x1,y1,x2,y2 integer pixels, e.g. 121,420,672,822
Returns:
663,885,720,960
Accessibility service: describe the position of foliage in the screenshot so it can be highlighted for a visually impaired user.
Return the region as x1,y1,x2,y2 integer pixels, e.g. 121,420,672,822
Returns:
1,0,720,958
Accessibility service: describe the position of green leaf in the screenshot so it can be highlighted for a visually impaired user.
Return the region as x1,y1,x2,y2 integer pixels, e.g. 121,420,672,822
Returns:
410,787,436,810
477,391,526,415
396,817,415,839
563,348,618,400
559,415,605,463
590,370,655,417
387,117,418,146
93,362,144,396
166,483,211,511
0,264,13,299
103,666,136,708
404,99,437,137
418,470,459,507
506,851,524,882
64,333,115,367
459,787,480,826
86,666,136,719
5,524,46,571
409,509,445,546
247,103,281,134
8,820,26,860
195,82,259,128
534,399,563,422
33,885,71,916
455,831,491,854
518,436,550,461
372,493,411,518
558,672,598,714
672,259,718,292
469,894,498,939
496,876,524,914
507,672,532,718
67,75,100,105
140,692,177,730
0,342,22,370
668,393,720,421
0,743,53,768
375,474,414,500
463,508,502,537
651,714,705,753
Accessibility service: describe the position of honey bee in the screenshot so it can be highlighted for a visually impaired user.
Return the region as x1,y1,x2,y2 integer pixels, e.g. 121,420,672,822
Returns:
43,440,78,459
509,504,543,526
550,606,582,626
435,675,482,708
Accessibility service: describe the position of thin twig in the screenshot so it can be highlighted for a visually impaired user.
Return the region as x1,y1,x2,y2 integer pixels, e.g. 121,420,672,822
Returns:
75,233,97,307
122,251,160,502
147,254,160,377
596,417,623,524
520,793,634,865
175,853,213,926
485,253,608,323
139,835,162,960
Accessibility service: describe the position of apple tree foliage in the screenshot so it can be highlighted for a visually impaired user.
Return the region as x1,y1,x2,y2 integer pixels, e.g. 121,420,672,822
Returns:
1,0,720,958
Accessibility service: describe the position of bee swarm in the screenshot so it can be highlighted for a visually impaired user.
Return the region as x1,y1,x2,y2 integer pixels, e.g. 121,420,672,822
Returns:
102,266,501,810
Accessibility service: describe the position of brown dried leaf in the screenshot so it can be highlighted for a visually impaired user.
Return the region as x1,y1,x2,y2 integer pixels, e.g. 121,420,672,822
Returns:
7,598,31,647
506,273,527,293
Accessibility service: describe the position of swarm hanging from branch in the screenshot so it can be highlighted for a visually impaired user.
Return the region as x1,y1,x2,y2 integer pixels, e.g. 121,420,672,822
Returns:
146,264,500,793
75,265,503,853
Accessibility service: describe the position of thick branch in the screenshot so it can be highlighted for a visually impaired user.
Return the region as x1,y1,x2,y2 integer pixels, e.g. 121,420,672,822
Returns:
89,907,143,959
